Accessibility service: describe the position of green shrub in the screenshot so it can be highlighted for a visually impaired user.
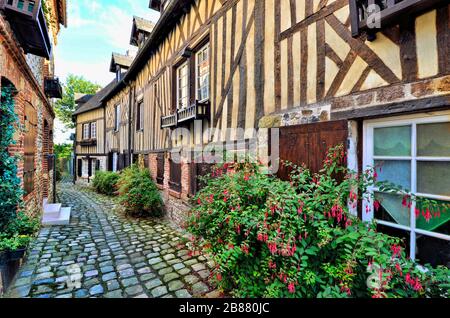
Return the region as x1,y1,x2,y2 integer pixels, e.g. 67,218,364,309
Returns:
116,165,164,217
0,86,23,231
4,211,39,237
92,171,120,196
0,235,32,252
187,146,450,298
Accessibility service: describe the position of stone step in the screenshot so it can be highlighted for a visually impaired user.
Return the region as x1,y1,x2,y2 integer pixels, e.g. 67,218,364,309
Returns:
43,203,62,217
42,207,71,227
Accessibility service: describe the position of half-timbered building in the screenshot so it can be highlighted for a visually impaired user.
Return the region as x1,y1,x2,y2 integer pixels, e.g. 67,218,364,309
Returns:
100,0,450,266
72,81,116,183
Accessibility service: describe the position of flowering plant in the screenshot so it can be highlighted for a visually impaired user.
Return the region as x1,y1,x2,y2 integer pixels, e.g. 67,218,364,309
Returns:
187,146,449,298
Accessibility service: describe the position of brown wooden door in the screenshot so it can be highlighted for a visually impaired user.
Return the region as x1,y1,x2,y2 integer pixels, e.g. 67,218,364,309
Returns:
24,103,37,196
277,120,348,180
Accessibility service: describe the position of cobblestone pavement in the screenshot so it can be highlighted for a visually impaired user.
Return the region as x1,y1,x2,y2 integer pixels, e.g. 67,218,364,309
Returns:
6,182,219,298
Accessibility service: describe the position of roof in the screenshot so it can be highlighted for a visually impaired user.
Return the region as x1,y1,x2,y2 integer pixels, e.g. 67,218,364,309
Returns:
74,94,94,105
109,53,134,72
102,0,196,103
134,16,156,33
130,16,156,46
73,80,117,117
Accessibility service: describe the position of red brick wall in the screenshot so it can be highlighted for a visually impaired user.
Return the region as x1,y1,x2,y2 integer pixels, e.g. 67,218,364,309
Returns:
0,20,55,216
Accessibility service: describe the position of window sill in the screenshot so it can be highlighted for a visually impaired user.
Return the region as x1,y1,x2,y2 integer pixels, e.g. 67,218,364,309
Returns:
156,183,165,190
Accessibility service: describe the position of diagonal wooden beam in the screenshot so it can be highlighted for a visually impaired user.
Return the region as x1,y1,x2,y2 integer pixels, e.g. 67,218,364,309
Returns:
325,14,400,84
213,11,256,127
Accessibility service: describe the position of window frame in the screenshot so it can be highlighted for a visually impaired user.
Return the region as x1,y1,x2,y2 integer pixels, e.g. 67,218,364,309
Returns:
176,60,189,110
90,122,97,139
114,104,121,132
363,111,450,261
195,43,210,103
136,99,144,132
82,123,90,140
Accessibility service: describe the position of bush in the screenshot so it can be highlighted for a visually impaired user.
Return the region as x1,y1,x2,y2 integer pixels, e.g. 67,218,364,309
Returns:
187,146,450,298
116,165,164,217
92,171,120,196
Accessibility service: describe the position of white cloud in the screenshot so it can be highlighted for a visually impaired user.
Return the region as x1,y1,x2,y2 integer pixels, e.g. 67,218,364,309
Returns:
56,57,114,87
54,118,74,145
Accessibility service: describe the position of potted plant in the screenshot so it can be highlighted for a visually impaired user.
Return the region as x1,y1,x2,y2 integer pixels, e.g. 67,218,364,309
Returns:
0,235,31,262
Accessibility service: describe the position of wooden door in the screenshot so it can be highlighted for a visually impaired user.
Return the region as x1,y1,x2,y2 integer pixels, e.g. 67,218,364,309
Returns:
24,103,37,195
277,120,348,180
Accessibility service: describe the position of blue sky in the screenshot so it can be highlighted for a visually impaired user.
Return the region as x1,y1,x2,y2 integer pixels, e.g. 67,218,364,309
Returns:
54,0,160,87
53,0,160,144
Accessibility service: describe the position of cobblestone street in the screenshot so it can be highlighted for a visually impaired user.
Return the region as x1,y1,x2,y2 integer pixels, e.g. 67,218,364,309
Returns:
6,182,218,298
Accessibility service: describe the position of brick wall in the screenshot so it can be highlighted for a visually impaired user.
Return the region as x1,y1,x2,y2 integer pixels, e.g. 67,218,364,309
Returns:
0,19,55,217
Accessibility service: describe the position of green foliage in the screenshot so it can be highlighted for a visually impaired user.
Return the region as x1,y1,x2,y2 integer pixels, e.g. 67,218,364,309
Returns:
116,166,164,218
92,171,120,196
54,143,72,160
54,143,73,181
0,87,23,231
187,146,450,298
55,75,101,129
0,235,32,252
0,212,39,252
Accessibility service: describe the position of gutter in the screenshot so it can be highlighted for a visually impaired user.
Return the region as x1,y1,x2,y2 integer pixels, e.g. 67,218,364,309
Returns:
100,0,195,104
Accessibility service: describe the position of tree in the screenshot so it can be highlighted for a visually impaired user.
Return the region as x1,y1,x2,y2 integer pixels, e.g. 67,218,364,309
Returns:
55,75,101,128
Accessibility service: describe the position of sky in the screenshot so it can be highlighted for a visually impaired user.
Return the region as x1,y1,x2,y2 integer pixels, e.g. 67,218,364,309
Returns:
53,0,160,144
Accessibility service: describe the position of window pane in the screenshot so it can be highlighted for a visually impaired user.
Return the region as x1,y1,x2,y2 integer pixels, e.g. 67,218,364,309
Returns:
416,199,450,234
375,160,411,190
417,161,450,197
417,122,450,157
374,126,411,156
375,192,410,226
416,234,450,267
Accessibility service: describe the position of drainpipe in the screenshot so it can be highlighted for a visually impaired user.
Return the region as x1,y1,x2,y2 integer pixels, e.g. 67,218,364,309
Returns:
127,85,134,167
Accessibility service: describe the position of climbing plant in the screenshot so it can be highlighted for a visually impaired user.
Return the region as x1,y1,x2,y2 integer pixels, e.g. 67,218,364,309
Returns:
0,87,24,231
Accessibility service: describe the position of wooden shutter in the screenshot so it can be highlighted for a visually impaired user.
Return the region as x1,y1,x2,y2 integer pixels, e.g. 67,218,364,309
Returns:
88,159,93,177
276,120,348,180
77,159,82,177
107,153,113,171
169,159,181,193
24,103,37,195
156,152,165,185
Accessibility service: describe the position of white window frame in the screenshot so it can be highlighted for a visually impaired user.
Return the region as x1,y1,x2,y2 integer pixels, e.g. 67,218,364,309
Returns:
115,104,121,132
137,100,144,131
176,61,189,110
83,123,90,140
363,111,450,260
195,43,210,102
90,122,97,139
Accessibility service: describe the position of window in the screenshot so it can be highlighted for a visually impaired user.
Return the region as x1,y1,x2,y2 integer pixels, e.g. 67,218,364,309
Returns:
363,113,450,265
196,44,210,102
90,122,97,139
83,123,90,140
176,61,189,110
115,104,121,132
136,100,144,131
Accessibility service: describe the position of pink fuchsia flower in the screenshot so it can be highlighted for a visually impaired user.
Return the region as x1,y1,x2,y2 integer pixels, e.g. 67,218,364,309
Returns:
374,200,381,212
216,273,222,282
287,283,295,294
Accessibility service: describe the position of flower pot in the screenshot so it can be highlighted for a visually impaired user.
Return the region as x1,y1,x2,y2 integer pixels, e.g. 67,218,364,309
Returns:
8,248,26,261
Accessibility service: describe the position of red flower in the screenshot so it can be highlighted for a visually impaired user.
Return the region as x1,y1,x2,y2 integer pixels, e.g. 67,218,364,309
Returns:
216,273,222,282
287,283,295,294
374,200,381,212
